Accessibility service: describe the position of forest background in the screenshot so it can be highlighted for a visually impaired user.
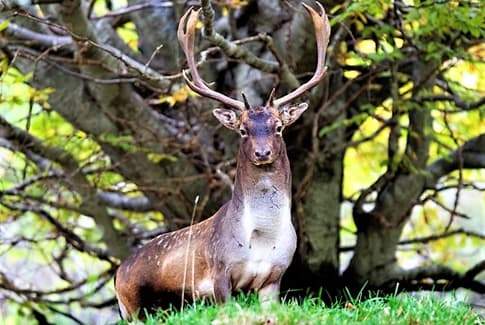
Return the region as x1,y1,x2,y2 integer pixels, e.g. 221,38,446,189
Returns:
0,0,484,323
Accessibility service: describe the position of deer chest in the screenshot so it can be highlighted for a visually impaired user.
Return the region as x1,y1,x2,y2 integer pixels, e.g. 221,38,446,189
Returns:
230,184,296,290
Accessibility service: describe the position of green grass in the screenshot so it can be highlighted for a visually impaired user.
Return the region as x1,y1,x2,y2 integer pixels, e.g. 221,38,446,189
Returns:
122,293,483,325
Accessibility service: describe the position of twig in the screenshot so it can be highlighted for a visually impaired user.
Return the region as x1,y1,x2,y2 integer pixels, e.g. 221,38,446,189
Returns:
90,2,173,20
198,0,301,88
340,228,485,252
181,195,199,311
12,10,171,89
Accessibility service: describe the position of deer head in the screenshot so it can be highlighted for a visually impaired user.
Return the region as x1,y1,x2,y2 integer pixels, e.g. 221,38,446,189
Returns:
177,3,330,166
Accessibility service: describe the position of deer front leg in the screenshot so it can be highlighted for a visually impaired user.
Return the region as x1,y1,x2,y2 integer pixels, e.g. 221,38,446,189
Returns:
258,281,281,305
258,267,284,305
213,270,232,303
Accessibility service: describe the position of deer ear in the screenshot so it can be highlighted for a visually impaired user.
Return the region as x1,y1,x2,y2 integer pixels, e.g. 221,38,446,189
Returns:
213,109,239,130
280,103,308,126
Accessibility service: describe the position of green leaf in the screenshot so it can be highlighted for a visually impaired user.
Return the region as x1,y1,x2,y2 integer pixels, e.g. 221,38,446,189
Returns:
0,20,10,32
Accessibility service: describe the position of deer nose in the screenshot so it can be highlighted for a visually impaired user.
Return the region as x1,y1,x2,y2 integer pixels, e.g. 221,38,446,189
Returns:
255,149,271,159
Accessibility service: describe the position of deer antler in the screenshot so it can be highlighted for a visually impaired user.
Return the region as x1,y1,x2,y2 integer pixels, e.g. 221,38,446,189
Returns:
177,8,246,111
272,3,331,108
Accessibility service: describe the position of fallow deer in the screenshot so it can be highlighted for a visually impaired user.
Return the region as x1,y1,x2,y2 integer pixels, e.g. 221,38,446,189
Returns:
115,3,330,319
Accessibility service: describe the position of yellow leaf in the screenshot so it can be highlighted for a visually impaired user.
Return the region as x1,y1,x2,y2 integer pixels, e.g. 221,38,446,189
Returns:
355,39,376,55
225,0,248,9
344,70,361,79
156,85,193,106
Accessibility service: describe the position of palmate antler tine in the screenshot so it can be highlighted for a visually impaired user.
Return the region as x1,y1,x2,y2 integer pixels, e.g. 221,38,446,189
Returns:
177,8,246,111
273,3,331,108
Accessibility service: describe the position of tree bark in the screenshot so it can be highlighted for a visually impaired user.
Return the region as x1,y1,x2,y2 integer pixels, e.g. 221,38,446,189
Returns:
344,60,437,289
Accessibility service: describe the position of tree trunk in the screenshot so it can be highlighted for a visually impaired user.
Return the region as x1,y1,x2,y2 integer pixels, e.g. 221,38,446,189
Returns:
284,90,345,294
344,60,436,290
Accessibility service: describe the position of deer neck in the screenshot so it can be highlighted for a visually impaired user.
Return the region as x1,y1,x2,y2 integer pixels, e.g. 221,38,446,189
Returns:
230,144,292,238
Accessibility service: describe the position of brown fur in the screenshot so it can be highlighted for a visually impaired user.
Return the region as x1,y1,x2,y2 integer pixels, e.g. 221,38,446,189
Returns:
116,4,330,318
115,107,298,319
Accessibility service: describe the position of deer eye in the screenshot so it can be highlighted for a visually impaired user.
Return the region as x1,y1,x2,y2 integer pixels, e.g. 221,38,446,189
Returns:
275,125,283,134
239,128,248,137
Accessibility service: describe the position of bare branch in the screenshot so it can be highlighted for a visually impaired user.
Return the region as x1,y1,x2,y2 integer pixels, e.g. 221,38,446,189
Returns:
426,134,485,186
419,94,485,112
12,10,170,90
177,8,245,111
90,1,173,20
0,201,114,262
390,261,485,293
340,228,485,252
0,115,129,259
431,77,485,111
199,0,279,74
1,20,73,49
273,3,330,108
97,191,153,212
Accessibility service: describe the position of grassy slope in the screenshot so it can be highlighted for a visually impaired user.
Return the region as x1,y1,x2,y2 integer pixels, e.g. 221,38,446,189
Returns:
128,293,483,325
